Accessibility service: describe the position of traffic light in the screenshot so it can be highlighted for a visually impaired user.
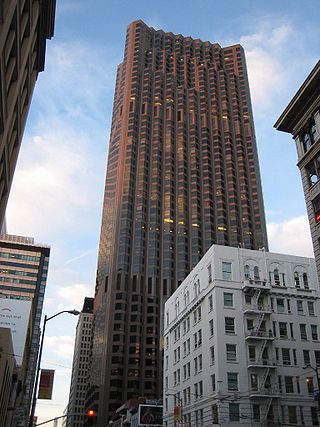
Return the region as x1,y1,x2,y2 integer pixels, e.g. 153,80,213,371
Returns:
86,409,96,425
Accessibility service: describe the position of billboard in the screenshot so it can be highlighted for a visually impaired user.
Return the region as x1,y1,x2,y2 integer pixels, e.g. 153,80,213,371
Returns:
38,369,55,399
0,298,31,365
138,405,163,426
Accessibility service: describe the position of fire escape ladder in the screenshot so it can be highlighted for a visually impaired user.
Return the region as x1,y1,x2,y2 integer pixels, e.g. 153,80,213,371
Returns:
254,313,264,332
262,367,270,388
253,289,261,307
258,339,267,361
263,397,273,421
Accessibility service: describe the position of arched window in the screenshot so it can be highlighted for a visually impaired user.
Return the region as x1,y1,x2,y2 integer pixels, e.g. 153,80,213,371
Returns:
274,269,280,286
294,272,300,288
303,273,309,289
244,265,250,280
254,266,260,281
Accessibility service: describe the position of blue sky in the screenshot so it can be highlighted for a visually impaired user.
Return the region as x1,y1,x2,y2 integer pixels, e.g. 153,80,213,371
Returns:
5,0,320,424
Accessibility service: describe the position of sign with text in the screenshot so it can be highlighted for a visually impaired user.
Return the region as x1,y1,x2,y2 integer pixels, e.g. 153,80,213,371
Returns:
0,298,31,365
38,369,55,399
138,404,163,426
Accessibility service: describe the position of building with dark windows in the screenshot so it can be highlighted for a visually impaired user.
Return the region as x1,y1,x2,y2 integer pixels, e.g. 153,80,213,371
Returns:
275,61,320,283
0,234,50,425
89,20,268,424
66,297,94,427
0,0,56,229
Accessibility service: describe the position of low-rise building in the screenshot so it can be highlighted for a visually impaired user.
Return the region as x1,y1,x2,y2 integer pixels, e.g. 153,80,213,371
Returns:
163,244,320,427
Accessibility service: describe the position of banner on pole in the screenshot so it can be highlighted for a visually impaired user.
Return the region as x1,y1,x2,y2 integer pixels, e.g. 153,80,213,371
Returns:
38,369,55,399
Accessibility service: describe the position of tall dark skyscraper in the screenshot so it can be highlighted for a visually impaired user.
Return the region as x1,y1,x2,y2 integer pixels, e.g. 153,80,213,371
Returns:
0,0,56,229
88,20,268,424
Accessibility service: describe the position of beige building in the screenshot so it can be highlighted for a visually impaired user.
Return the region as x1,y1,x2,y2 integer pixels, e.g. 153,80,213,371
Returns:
0,0,56,229
275,61,320,283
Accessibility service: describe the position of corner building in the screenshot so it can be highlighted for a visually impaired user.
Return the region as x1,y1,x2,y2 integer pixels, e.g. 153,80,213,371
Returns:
275,61,320,283
164,245,320,427
90,20,268,423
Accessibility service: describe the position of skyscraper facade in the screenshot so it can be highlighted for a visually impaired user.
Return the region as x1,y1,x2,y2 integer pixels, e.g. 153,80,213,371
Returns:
66,297,94,427
0,0,56,229
89,20,268,423
0,234,50,424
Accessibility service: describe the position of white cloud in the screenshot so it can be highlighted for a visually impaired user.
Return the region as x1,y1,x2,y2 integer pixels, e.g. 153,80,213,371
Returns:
267,215,314,257
56,283,92,309
44,335,75,358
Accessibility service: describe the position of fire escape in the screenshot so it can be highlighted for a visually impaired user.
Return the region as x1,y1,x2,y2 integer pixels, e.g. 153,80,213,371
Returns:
243,278,280,426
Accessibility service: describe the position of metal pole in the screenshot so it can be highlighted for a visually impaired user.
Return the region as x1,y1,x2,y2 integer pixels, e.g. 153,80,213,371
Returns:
28,315,47,427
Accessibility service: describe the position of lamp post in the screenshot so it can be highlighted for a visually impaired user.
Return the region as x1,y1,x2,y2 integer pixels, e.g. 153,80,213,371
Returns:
303,364,320,414
28,310,80,427
166,393,184,426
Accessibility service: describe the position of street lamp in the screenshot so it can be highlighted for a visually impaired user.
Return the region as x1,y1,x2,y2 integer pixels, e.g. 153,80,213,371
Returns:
28,310,80,427
303,364,320,413
166,393,184,426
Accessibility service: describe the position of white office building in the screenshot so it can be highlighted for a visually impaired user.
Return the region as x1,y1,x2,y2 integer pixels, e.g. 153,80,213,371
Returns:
163,245,320,427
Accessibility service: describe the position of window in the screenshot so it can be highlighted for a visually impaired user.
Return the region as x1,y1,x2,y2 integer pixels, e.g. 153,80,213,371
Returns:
208,295,213,311
308,301,315,315
294,272,300,288
307,377,314,393
224,292,233,307
315,350,320,367
274,268,280,286
194,278,200,297
248,346,256,362
226,344,237,361
244,264,250,279
279,322,288,339
229,403,240,421
193,306,201,324
311,325,318,340
282,348,291,365
303,273,309,289
288,406,297,424
277,298,285,313
300,324,307,340
254,266,260,280
210,345,215,364
207,264,212,283
227,372,238,391
211,374,216,392
253,404,260,421
209,319,214,336
285,376,294,393
304,349,311,366
311,406,320,425
212,404,218,423
225,317,235,334
194,330,202,348
297,300,303,314
313,194,320,224
251,373,258,390
222,262,232,280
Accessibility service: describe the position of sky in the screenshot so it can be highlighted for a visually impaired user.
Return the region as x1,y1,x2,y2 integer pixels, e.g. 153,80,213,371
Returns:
5,0,320,425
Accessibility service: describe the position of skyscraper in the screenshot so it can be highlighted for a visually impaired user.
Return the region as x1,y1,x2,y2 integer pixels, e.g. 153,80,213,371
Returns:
66,297,94,427
0,234,50,424
89,20,268,423
0,0,56,229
